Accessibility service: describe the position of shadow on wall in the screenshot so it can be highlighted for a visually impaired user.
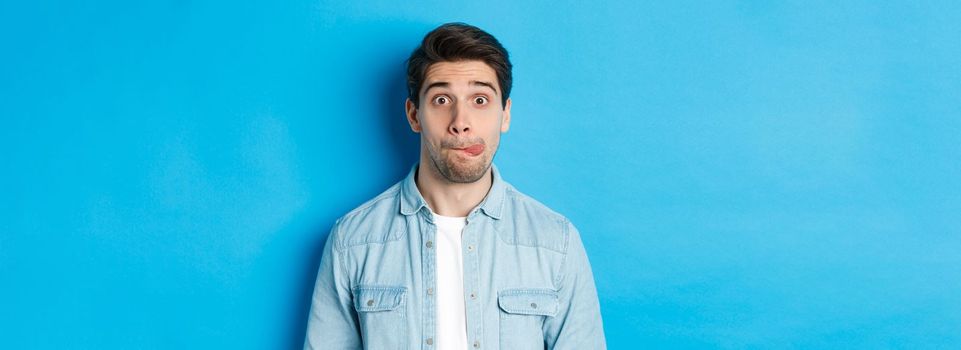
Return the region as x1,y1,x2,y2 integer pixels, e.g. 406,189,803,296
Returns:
287,22,421,349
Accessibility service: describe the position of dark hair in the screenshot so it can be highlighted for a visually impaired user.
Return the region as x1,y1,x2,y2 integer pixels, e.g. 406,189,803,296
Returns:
406,22,512,109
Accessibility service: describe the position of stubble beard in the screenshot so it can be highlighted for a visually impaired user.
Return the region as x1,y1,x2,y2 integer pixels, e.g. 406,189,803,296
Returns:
426,138,494,184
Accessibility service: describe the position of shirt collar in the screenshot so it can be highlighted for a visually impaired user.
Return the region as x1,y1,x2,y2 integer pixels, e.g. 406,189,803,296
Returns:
399,163,506,220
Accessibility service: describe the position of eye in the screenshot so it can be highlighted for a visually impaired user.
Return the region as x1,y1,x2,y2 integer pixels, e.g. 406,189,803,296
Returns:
473,96,489,105
433,95,451,105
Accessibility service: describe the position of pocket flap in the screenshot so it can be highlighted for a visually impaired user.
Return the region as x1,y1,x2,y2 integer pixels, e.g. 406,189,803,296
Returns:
497,288,559,317
353,286,406,312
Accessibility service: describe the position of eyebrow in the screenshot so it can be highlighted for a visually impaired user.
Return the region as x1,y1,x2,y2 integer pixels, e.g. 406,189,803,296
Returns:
423,80,498,95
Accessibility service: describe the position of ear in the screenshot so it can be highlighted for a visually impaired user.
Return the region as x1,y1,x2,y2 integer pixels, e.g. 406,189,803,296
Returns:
405,98,421,133
500,97,512,133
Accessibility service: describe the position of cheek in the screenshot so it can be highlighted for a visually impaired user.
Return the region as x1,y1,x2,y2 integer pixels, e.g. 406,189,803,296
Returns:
485,130,501,150
418,119,445,139
485,116,505,140
420,111,452,134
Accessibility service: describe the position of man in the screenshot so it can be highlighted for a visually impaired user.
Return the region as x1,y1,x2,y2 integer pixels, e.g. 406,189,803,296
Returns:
304,22,606,350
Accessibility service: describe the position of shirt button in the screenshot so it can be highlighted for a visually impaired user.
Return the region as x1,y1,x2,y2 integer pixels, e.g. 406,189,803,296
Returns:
366,299,374,306
531,302,537,309
467,244,474,252
470,292,476,299
426,241,433,248
426,338,433,345
473,340,480,348
427,288,434,295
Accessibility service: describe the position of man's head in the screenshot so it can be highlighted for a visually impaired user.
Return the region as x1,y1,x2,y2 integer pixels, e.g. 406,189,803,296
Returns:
405,23,513,184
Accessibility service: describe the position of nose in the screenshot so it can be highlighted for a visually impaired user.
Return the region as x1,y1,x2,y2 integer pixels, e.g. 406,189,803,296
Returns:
448,102,471,135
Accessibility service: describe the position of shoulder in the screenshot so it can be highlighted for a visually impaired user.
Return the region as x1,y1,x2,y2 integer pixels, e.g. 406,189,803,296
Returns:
329,182,406,251
498,183,576,254
503,184,570,224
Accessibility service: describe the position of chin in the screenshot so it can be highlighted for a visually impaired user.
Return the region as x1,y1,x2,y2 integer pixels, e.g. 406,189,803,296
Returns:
444,156,491,183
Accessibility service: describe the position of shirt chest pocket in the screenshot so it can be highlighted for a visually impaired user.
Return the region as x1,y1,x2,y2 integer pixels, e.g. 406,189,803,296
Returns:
497,288,559,349
353,286,407,350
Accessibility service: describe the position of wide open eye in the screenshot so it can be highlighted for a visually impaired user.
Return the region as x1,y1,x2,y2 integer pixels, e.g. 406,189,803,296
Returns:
433,95,451,105
473,96,488,105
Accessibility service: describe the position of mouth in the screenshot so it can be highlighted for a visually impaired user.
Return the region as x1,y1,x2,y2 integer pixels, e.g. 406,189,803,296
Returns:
452,144,485,157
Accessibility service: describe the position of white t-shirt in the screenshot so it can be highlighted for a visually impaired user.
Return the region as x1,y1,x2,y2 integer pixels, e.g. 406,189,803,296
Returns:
432,213,469,350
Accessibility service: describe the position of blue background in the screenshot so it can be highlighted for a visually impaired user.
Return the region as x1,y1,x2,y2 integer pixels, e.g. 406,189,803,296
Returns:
3,1,960,348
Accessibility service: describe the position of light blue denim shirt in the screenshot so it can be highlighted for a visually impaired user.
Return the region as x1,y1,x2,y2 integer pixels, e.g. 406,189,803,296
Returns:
304,164,606,349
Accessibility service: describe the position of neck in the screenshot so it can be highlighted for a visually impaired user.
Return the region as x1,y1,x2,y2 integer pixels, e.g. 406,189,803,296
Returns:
415,154,493,218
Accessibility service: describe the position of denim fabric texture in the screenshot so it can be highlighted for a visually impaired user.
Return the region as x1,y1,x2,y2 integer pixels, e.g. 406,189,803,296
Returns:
304,164,606,349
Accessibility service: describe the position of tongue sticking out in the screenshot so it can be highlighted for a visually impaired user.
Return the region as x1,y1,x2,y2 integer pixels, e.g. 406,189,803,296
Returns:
462,144,485,156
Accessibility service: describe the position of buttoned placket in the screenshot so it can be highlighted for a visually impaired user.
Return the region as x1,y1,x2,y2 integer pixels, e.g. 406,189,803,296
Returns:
463,210,484,349
421,211,437,349
421,209,486,349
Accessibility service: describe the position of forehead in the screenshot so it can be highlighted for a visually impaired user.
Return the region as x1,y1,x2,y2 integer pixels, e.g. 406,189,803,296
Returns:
423,60,499,91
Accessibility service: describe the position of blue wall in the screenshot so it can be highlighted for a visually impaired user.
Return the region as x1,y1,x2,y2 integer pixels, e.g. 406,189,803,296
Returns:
3,1,960,348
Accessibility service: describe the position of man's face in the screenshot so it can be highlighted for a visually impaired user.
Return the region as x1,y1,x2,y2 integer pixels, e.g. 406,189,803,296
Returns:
406,60,511,183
